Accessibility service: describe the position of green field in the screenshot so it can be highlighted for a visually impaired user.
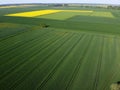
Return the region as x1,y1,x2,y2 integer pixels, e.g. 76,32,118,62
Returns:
0,5,120,90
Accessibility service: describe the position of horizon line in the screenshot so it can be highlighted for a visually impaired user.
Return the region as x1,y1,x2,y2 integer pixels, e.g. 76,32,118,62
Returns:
0,2,120,5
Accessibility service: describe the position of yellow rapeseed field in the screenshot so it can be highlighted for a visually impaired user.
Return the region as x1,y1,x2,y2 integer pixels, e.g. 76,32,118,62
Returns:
6,10,63,17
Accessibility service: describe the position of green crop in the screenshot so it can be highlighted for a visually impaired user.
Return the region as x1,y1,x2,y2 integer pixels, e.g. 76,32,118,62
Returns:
0,5,120,90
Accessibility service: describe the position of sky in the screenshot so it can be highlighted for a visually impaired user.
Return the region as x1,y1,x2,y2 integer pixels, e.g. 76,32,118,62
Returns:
0,0,120,5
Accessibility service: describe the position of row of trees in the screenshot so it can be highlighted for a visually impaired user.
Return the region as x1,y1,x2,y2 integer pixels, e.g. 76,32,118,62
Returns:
50,4,120,10
107,5,120,10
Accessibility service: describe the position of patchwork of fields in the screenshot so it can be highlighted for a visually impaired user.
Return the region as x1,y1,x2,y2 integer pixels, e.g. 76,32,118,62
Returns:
0,5,120,90
6,9,114,20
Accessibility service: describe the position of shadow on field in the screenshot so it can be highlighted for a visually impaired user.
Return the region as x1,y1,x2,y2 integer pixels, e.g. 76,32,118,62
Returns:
0,16,120,35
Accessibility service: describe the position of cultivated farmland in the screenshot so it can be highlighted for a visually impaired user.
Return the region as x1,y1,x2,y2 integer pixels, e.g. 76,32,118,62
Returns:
0,5,120,90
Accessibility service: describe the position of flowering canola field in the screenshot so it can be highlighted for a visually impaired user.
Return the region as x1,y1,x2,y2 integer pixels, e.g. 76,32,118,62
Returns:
6,10,63,17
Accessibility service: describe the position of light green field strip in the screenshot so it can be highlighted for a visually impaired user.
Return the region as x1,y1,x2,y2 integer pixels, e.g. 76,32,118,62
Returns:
37,12,82,20
0,6,17,8
37,11,114,20
0,5,38,9
90,12,115,18
64,10,93,13
36,10,93,20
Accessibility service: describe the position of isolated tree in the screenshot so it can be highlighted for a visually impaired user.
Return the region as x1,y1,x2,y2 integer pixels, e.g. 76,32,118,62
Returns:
39,23,49,28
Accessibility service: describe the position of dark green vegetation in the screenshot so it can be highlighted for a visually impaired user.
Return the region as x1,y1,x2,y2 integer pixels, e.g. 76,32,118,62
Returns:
0,5,120,90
